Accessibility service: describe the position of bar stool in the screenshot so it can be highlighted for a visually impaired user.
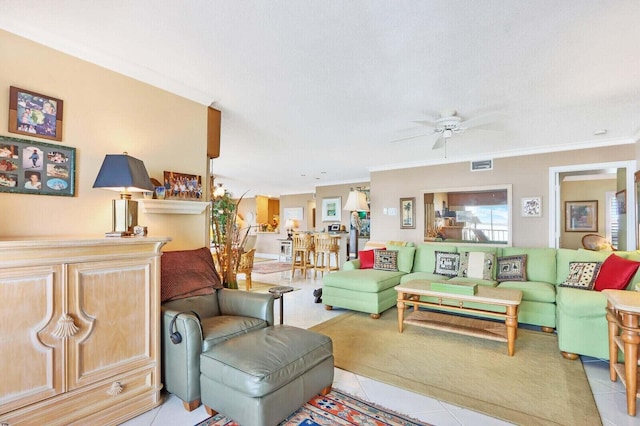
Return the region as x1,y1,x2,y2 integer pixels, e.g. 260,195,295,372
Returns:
314,233,340,278
291,232,314,279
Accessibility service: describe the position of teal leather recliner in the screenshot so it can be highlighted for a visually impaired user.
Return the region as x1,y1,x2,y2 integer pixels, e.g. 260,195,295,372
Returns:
161,289,275,411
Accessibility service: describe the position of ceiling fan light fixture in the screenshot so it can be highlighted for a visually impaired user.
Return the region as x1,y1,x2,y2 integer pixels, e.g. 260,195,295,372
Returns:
442,129,453,138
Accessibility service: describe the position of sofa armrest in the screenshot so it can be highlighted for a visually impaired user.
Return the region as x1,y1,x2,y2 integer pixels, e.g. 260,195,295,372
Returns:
343,260,360,270
218,288,275,326
161,309,205,405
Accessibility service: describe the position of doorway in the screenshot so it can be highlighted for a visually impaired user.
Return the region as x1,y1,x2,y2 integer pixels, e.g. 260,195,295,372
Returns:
548,161,636,249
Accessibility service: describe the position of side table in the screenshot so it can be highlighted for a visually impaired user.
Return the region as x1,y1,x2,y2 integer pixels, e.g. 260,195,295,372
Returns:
604,289,640,416
269,285,294,324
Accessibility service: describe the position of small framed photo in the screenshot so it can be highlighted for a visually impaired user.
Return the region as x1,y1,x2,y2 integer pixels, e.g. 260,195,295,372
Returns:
400,197,416,229
163,171,203,200
9,86,64,142
565,200,598,232
521,197,541,217
616,190,626,214
321,197,342,222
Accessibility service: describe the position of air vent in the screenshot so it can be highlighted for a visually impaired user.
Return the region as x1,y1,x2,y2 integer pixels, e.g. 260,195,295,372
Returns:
470,159,493,172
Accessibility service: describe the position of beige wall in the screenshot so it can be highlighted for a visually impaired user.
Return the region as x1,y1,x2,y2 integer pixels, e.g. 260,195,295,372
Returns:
0,30,208,250
369,146,634,248
315,182,369,233
560,179,616,249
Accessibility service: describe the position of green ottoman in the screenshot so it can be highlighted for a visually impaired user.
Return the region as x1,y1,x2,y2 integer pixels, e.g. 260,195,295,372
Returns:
200,325,334,426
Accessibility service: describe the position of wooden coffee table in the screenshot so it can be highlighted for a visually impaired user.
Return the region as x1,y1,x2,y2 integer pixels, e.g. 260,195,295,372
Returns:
396,280,523,356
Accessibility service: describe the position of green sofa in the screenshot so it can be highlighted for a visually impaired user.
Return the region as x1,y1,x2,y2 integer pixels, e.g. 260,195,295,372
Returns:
322,242,640,360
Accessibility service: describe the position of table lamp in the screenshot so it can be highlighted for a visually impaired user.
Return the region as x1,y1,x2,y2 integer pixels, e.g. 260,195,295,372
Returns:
343,188,369,258
93,153,155,236
285,219,297,239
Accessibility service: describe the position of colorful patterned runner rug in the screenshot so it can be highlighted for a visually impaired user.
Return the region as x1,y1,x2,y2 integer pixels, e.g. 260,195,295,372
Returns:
195,388,430,425
252,261,292,274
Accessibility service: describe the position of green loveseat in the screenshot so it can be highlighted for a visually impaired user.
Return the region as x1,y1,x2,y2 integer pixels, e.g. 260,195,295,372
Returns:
322,242,640,360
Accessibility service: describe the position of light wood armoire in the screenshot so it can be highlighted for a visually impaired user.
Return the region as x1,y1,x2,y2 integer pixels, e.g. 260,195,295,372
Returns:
0,237,169,425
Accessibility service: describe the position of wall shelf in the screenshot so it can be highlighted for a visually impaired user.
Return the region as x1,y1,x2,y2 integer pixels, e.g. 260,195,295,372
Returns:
140,199,208,215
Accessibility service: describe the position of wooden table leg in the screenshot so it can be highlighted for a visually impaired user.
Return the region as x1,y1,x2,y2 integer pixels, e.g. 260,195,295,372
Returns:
505,305,518,356
621,312,640,416
606,304,619,382
397,292,405,333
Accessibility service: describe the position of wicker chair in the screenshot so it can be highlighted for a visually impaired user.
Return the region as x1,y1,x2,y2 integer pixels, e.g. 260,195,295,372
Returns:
581,234,615,251
314,233,340,278
291,233,314,278
237,248,256,290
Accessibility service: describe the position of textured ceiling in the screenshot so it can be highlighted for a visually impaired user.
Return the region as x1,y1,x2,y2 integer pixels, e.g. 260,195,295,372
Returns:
1,1,639,197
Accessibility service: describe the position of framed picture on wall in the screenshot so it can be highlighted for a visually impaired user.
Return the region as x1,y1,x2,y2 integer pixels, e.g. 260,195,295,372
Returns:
8,86,64,142
521,196,541,217
400,197,416,229
565,200,598,232
0,135,75,196
321,197,341,222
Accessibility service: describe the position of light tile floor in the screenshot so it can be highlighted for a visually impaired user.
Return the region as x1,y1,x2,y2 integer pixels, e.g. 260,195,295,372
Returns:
123,267,635,426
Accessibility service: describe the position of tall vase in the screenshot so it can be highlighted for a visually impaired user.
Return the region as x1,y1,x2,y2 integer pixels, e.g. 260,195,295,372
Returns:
224,269,238,289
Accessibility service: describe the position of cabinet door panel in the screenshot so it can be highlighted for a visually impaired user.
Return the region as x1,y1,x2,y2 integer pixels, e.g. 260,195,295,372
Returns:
67,258,154,390
0,265,63,412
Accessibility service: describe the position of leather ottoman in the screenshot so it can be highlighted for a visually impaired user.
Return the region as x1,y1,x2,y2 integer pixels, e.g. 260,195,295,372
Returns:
200,325,334,426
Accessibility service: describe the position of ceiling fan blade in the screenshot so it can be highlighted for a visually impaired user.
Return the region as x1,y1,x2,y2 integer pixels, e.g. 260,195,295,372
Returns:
432,134,446,150
390,132,433,143
459,112,506,129
412,119,438,128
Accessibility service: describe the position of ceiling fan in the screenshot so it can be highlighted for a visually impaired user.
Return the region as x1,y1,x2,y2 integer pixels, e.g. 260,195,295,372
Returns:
391,109,504,152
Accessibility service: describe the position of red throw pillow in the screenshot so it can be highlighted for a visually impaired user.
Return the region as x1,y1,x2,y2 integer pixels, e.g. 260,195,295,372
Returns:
359,248,384,269
593,254,640,291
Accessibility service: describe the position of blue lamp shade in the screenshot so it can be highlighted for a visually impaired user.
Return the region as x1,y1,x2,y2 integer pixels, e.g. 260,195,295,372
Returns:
93,153,154,236
93,154,155,194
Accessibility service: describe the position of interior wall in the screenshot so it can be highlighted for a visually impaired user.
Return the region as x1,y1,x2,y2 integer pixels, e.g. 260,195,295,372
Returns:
280,193,315,233
0,30,208,250
560,179,616,249
370,145,634,247
315,182,369,233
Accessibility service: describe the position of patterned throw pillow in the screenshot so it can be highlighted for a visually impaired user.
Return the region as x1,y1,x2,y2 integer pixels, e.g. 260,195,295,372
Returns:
434,251,460,277
559,262,602,290
373,249,399,271
497,255,528,282
458,251,496,280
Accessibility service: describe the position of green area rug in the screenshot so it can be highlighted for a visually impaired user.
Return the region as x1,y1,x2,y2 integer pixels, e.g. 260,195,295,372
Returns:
196,388,430,425
310,308,601,426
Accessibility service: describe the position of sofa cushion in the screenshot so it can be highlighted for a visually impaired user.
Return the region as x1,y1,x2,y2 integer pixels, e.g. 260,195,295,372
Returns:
556,286,608,317
497,281,556,303
412,244,456,273
323,269,405,292
497,255,527,282
457,251,495,280
400,271,449,284
559,262,602,290
161,247,222,302
434,251,460,277
387,245,416,273
502,247,556,284
373,249,398,271
593,253,640,291
555,248,608,285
